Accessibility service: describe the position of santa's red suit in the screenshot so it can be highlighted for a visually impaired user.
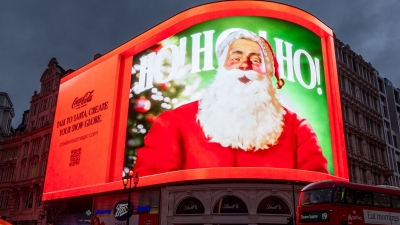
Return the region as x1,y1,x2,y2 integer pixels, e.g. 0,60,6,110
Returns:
134,101,328,176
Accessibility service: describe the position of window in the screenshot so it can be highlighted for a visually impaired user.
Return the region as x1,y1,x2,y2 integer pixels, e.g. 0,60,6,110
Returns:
42,99,48,110
392,195,400,209
387,131,392,145
53,94,58,106
4,191,9,208
333,187,344,203
352,57,358,73
373,193,390,207
300,188,332,205
344,188,354,204
354,112,359,126
355,190,372,205
342,52,347,65
8,168,14,181
44,135,50,152
395,90,400,104
0,191,4,208
176,197,205,215
257,196,291,215
20,164,26,180
23,144,29,158
15,193,20,209
394,135,398,148
213,196,248,214
383,106,389,118
1,169,8,182
41,160,47,176
36,189,42,207
25,191,33,209
13,148,17,159
6,117,11,135
30,162,37,178
39,117,45,127
34,140,41,155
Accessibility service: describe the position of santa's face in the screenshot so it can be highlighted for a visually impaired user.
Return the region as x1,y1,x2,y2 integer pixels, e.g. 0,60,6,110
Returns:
197,41,285,151
223,39,267,81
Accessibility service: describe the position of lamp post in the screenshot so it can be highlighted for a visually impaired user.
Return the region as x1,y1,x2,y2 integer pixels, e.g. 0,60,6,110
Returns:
122,170,139,225
287,181,299,225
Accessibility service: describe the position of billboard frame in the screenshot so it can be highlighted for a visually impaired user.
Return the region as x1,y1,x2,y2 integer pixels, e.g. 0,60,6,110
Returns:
43,1,347,200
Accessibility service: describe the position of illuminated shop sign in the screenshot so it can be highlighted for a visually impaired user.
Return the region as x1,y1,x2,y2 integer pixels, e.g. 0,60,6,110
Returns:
137,205,151,214
113,200,133,221
43,1,347,200
94,209,111,215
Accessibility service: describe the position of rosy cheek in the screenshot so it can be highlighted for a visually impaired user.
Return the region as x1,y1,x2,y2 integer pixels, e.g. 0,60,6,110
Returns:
224,61,238,70
253,66,266,74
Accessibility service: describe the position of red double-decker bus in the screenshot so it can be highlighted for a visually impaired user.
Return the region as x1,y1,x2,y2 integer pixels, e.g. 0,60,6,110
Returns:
297,181,400,225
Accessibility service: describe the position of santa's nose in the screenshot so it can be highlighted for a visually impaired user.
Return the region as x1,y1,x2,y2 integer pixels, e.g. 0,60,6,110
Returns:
239,59,251,71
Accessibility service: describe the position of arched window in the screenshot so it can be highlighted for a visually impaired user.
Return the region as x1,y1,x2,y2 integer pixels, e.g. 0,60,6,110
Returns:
175,197,205,215
257,196,291,215
213,196,248,214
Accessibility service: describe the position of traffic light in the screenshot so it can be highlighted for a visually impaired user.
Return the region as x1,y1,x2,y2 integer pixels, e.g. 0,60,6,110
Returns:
287,217,294,225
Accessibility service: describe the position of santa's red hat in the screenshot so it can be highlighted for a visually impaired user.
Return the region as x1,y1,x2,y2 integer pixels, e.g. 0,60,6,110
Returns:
216,29,284,89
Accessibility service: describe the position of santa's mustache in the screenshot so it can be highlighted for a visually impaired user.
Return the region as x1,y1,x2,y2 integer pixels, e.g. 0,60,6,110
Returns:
217,68,266,83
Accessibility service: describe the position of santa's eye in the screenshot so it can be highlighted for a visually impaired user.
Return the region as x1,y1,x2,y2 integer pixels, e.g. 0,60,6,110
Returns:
250,57,261,64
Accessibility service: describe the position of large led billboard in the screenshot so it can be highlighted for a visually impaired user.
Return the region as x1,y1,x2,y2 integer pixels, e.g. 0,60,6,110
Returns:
43,1,348,200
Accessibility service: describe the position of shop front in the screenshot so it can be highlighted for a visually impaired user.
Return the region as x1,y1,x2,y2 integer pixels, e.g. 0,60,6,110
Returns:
160,183,301,225
92,189,159,225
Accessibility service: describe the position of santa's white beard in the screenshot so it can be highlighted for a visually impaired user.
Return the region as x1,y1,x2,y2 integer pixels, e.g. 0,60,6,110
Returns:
197,67,285,151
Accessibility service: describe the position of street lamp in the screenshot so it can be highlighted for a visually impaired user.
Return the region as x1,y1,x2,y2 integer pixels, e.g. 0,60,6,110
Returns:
122,169,139,225
287,181,299,225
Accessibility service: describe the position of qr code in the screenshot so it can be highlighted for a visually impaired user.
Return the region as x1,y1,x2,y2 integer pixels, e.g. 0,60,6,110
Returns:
69,148,82,167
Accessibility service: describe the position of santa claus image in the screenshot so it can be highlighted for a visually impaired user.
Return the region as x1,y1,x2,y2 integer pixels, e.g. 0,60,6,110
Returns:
133,29,328,176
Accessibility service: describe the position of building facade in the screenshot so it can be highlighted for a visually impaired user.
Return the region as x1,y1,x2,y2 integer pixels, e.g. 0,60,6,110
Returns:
377,77,400,186
0,58,67,225
0,92,15,142
334,38,394,185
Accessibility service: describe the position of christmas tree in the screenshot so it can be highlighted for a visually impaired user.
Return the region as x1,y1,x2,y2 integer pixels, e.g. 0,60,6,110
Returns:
124,37,202,174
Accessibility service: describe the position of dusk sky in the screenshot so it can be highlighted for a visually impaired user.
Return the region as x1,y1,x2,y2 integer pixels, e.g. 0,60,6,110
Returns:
1,0,399,127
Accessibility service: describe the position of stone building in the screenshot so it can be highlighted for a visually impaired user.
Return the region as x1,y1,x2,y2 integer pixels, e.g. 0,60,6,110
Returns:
335,38,394,185
0,92,15,142
0,58,68,225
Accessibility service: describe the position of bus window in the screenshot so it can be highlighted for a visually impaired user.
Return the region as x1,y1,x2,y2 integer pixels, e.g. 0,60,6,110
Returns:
333,187,344,203
391,195,400,209
355,190,372,205
373,193,390,207
300,192,311,205
300,189,332,205
344,188,354,204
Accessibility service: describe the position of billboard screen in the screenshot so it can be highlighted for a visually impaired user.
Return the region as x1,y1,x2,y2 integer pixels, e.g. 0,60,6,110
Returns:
43,1,347,200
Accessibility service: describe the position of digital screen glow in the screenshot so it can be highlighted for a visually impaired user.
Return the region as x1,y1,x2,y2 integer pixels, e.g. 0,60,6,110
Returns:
43,1,348,201
128,16,335,177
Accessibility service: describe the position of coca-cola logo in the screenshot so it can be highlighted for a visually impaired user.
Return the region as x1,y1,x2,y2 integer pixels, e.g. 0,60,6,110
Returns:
72,90,94,109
